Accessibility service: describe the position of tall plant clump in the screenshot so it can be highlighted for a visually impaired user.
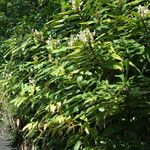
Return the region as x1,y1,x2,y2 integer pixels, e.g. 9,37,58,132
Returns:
0,0,150,149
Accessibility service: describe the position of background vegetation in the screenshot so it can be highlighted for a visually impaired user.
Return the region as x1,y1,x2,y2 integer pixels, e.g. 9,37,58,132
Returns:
0,0,150,149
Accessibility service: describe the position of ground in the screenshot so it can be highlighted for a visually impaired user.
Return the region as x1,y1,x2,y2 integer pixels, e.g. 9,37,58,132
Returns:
0,135,12,150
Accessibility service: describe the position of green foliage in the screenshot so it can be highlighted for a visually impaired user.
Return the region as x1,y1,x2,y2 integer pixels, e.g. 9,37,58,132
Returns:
0,0,150,149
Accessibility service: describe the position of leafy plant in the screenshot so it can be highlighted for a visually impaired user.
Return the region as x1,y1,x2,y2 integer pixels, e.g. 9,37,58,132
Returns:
0,0,150,149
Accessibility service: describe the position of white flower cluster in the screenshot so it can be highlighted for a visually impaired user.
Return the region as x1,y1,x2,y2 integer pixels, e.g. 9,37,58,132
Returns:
69,0,83,12
138,5,150,18
68,34,78,46
69,28,94,46
28,77,35,84
78,28,94,44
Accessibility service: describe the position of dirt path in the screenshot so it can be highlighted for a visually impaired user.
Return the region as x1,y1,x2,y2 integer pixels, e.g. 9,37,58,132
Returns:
0,135,12,150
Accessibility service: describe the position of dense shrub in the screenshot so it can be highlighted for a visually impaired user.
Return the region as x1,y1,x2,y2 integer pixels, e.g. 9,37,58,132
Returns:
0,0,150,149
